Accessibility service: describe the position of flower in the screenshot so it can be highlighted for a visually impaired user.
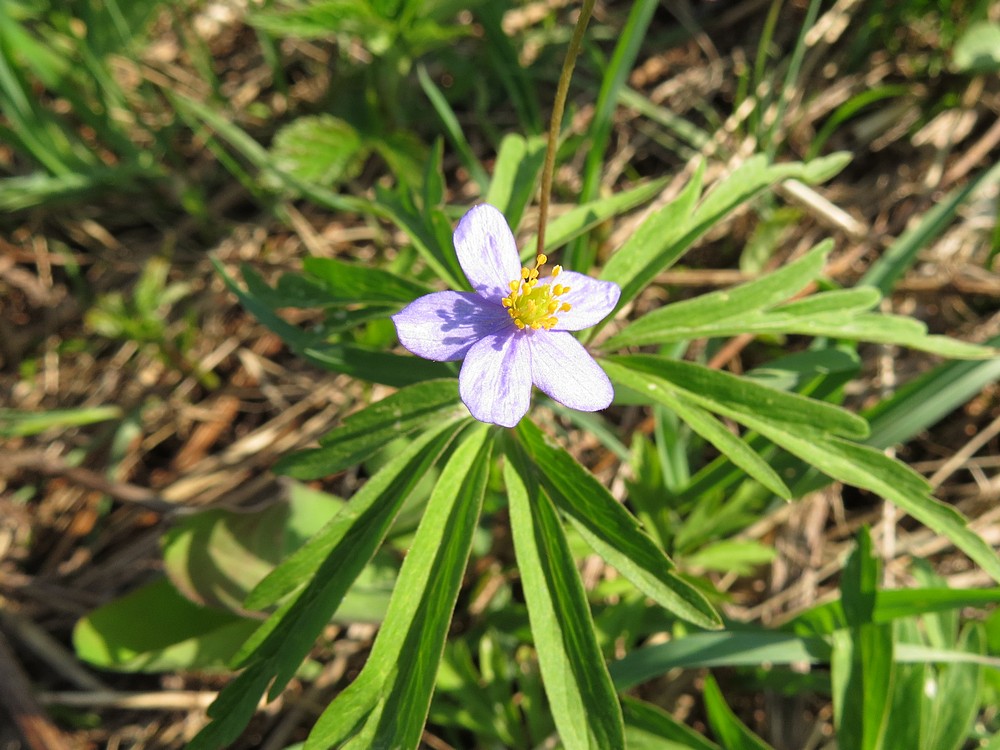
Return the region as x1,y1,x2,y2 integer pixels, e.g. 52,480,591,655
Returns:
391,203,621,427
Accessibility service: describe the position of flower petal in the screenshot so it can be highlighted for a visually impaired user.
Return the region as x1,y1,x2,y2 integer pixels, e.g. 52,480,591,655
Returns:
459,331,532,427
527,331,614,412
544,271,621,331
454,204,522,303
392,291,514,361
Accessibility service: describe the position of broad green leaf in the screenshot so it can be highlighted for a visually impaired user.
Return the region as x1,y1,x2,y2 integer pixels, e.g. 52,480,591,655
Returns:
604,355,869,439
73,578,257,673
0,405,121,437
302,256,431,304
603,360,790,497
520,178,670,262
598,161,705,315
269,114,367,186
246,418,465,611
306,423,493,750
274,380,462,479
770,286,880,316
505,449,625,750
516,419,721,630
163,483,342,613
484,133,547,231
622,697,721,750
702,675,776,750
952,21,1000,74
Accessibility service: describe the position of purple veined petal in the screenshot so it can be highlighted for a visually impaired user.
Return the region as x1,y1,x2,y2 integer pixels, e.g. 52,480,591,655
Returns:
453,204,523,304
543,271,621,331
527,330,614,412
392,291,514,361
459,331,532,428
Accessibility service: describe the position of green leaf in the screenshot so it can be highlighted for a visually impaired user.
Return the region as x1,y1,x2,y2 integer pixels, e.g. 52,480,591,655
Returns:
862,161,1000,293
921,624,985,750
832,528,894,750
484,133,547,231
702,675,776,750
303,343,454,387
952,21,1000,74
516,419,721,630
864,336,1000,448
269,114,367,186
417,64,489,194
73,578,257,673
604,355,869,439
505,447,625,750
521,178,670,262
274,379,463,480
605,241,831,348
0,405,121,437
302,256,431,304
189,420,466,750
721,410,1000,583
610,632,832,690
598,161,705,314
245,418,465,612
604,361,790,498
306,423,492,749
622,696,721,750
162,483,343,614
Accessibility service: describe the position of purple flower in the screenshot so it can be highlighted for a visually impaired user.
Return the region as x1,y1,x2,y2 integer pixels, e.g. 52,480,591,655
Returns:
391,203,621,427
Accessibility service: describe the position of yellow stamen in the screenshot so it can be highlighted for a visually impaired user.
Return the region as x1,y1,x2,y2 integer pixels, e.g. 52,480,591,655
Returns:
500,253,572,331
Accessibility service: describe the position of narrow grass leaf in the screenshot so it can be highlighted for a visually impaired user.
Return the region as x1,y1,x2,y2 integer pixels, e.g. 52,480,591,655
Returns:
417,64,489,194
306,423,492,750
862,161,1000,295
610,631,831,690
702,675,776,750
516,420,721,630
0,405,122,437
622,697,721,750
505,449,625,750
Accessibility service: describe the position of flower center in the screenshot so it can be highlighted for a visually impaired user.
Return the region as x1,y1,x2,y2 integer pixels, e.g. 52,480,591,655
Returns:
501,253,572,330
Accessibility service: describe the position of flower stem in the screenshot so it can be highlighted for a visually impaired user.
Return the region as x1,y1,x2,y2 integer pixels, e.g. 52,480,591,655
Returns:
537,0,596,258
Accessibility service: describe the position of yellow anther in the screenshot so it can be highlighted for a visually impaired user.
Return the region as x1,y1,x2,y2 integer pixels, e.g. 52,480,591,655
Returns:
561,302,572,312
501,251,572,331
